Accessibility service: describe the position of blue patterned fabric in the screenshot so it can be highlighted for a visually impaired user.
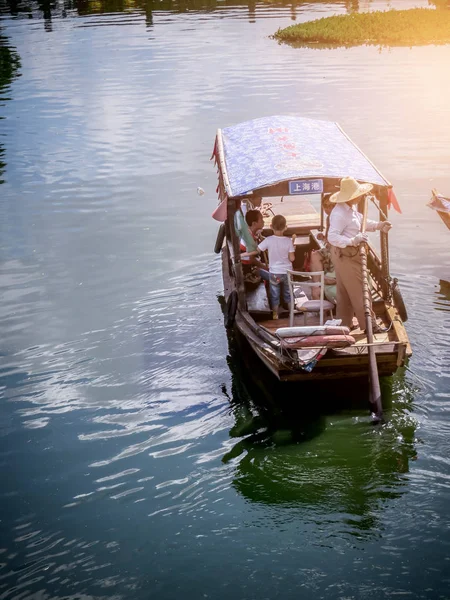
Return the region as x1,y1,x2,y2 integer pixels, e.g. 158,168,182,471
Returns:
221,116,389,197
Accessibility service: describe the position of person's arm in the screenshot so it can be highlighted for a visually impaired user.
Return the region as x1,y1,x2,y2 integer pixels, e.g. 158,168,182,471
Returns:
288,240,295,263
360,215,392,233
365,218,378,232
241,238,267,259
240,250,259,258
375,220,392,233
251,256,268,270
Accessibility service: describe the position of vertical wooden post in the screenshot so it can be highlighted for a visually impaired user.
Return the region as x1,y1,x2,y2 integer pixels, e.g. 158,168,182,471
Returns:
379,187,391,300
361,197,383,422
320,193,325,234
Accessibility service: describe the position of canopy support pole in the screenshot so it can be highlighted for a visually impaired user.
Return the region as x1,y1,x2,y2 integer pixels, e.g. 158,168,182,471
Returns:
361,197,383,423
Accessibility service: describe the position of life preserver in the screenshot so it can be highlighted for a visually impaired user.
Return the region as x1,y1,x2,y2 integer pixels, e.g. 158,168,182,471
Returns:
392,282,408,322
214,223,226,254
224,290,238,329
281,334,355,349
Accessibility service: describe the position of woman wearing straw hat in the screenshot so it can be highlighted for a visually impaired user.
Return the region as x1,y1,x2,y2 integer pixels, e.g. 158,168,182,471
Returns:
328,177,392,332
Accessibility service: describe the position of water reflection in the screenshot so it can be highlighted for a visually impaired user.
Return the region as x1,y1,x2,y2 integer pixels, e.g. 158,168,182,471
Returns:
0,0,448,593
0,0,352,18
223,327,418,537
435,279,450,308
0,32,20,184
3,0,446,22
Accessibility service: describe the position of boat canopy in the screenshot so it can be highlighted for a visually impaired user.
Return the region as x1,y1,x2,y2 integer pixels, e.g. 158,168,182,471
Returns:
216,115,391,197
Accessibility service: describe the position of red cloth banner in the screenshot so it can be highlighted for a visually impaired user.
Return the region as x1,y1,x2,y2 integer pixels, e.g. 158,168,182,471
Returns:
387,188,402,214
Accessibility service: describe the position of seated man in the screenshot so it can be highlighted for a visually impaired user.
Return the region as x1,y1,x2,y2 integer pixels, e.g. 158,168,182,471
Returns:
240,210,270,283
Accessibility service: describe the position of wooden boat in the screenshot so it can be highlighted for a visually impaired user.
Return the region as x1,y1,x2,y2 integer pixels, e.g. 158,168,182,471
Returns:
211,115,411,381
428,189,450,230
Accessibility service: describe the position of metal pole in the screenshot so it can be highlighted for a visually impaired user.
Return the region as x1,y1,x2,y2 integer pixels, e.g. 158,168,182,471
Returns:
360,196,383,422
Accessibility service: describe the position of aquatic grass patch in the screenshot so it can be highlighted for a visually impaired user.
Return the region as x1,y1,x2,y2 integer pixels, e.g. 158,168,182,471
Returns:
274,8,450,47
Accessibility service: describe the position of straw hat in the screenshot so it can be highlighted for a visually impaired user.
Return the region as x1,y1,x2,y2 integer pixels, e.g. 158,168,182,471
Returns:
330,177,373,204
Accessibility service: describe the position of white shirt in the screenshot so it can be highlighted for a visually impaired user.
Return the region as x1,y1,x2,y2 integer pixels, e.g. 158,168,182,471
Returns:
328,203,378,248
258,235,294,274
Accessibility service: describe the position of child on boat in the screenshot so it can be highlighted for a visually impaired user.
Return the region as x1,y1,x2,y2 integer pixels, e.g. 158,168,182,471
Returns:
243,214,295,320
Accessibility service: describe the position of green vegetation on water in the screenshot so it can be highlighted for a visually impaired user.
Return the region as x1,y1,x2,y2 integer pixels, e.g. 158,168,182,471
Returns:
274,8,450,47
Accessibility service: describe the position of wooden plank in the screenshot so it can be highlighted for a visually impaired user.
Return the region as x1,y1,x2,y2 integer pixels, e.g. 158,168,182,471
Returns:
293,235,311,246
216,129,232,197
263,215,320,235
438,211,450,230
262,196,321,234
279,362,397,381
247,282,271,313
331,343,396,356
235,313,282,379
264,196,318,216
260,316,303,331
396,343,407,367
385,305,412,356
222,244,234,300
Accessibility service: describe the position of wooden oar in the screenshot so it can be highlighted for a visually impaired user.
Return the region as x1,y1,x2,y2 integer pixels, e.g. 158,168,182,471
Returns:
360,197,383,422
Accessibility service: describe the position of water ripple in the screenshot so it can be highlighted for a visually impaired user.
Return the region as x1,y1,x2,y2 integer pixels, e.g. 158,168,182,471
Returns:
1,0,450,598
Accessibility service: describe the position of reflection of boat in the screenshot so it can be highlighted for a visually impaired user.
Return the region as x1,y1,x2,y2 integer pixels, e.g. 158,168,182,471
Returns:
223,327,417,533
439,279,450,296
212,115,411,382
428,189,450,230
434,279,450,313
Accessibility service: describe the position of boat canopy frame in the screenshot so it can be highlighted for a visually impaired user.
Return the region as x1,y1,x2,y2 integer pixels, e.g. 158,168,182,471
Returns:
213,115,391,200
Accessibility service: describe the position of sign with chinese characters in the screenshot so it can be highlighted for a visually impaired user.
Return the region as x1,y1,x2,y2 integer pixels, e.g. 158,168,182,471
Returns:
289,179,323,195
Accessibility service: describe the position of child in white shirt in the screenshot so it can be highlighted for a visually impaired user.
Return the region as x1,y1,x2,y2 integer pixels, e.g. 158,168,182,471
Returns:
244,214,295,320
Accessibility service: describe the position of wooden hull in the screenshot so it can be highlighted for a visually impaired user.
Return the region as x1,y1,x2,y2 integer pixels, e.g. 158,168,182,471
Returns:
437,211,450,231
429,189,450,230
234,312,408,382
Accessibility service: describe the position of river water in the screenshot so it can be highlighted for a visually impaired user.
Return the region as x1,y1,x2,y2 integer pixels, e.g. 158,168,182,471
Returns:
1,0,450,598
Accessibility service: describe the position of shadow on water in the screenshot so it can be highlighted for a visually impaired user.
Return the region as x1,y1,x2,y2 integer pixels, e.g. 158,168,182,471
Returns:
220,297,419,535
0,32,20,184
